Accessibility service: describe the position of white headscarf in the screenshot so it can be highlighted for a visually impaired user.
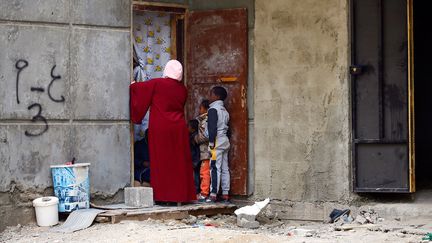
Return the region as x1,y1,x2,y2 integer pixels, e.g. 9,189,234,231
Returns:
163,60,183,81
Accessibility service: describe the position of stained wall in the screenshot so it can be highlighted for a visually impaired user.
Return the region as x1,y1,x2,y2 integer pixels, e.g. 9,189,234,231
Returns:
253,0,351,206
0,0,131,230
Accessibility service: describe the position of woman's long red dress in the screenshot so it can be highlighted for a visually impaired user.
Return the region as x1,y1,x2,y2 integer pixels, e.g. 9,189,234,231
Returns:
130,78,196,202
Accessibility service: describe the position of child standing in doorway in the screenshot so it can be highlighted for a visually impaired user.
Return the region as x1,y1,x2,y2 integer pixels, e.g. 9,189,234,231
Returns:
188,119,201,197
134,129,150,187
207,87,230,203
194,100,211,202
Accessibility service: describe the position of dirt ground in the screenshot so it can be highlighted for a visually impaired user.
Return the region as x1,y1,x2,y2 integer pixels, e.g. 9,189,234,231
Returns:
1,213,431,243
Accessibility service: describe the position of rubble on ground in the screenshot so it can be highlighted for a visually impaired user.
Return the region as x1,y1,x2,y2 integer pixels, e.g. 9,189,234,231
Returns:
181,215,197,225
331,207,383,228
234,198,270,229
1,204,430,243
238,217,260,229
355,208,382,225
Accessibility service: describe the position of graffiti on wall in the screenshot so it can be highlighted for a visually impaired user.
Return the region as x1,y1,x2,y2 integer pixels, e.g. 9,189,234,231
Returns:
15,59,65,137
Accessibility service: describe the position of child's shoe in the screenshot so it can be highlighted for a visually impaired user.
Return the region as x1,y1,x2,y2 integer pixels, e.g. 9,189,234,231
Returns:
206,194,217,203
221,194,230,204
197,194,207,203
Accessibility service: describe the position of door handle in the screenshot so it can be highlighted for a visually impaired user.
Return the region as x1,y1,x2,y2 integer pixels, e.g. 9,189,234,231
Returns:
217,77,238,82
350,65,364,75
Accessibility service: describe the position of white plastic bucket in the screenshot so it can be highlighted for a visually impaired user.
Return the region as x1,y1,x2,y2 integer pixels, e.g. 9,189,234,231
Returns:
32,196,59,227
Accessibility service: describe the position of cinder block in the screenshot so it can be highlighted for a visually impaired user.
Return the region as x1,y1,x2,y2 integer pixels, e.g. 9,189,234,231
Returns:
237,218,259,229
125,187,154,208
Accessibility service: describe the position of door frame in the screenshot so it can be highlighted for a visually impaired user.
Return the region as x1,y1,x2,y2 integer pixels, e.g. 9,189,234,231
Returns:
407,0,415,193
130,1,188,186
349,0,416,193
129,2,250,195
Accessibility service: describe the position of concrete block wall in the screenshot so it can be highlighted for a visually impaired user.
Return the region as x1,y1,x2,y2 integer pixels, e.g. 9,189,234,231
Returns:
253,0,351,204
0,0,131,231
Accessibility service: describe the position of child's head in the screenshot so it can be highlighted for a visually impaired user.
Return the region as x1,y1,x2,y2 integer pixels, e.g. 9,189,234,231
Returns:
199,99,210,115
210,86,227,103
188,119,199,133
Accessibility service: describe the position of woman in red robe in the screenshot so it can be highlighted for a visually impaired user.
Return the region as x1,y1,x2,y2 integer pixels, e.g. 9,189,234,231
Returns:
130,60,196,203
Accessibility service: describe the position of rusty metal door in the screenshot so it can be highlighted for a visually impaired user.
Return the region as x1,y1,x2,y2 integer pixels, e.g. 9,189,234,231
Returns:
186,9,248,195
351,0,414,192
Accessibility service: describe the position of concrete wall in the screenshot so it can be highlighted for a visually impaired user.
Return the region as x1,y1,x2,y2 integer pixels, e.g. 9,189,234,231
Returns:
0,0,131,230
253,0,351,207
0,0,355,229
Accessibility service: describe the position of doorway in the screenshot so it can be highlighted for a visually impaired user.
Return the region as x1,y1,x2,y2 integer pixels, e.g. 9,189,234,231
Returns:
351,0,411,192
130,2,249,195
413,0,432,190
130,2,186,188
351,0,432,193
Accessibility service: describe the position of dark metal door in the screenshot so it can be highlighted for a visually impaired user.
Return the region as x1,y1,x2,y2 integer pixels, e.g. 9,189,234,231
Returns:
186,9,248,195
351,0,414,192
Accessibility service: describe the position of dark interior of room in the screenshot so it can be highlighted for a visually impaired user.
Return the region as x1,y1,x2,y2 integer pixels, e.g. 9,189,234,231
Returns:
414,0,432,189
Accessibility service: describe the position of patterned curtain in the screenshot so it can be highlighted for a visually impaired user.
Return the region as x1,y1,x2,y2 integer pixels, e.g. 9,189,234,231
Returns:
132,11,172,141
133,11,172,81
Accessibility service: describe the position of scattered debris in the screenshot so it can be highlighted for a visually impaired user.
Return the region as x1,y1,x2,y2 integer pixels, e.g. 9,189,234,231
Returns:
329,209,350,223
204,223,218,227
354,215,368,225
234,198,270,229
335,224,375,231
334,213,354,226
291,228,317,237
234,198,270,218
260,204,277,220
422,232,432,241
166,220,177,226
0,213,428,243
181,215,197,225
51,209,105,233
238,218,260,229
354,209,380,225
167,225,198,230
400,228,430,236
366,225,383,232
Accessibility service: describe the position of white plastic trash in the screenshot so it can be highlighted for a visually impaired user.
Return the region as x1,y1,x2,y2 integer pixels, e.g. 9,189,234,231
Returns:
32,196,59,227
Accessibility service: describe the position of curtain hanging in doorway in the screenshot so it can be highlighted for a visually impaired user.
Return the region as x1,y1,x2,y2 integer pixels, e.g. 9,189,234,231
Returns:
133,11,172,81
132,11,172,141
